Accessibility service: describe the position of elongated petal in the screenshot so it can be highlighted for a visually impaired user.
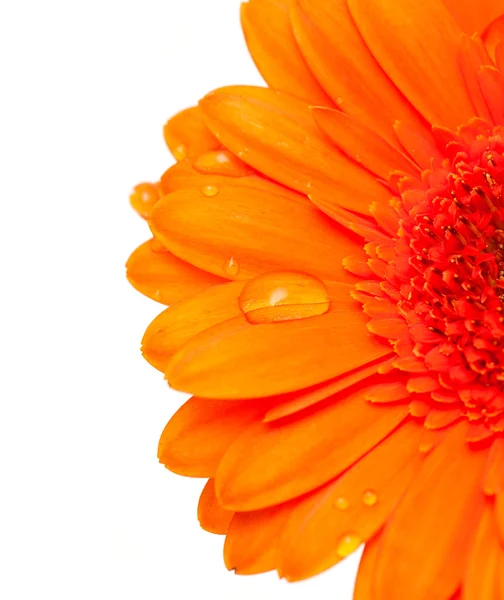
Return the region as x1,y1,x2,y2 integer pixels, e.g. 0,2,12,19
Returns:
151,183,361,282
374,423,487,600
199,86,391,215
478,65,504,125
290,0,428,147
443,0,504,35
158,396,265,477
463,501,502,600
484,15,504,62
224,502,292,574
484,437,504,495
458,35,493,122
167,295,391,399
142,282,245,372
348,0,475,129
215,385,409,511
241,0,332,105
197,479,234,534
279,421,422,581
312,108,419,178
354,536,383,600
126,239,224,305
163,106,219,160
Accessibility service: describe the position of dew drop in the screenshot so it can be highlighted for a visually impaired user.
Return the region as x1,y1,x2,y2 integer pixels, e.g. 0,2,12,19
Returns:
201,184,219,197
224,256,239,277
362,490,378,506
336,97,344,106
172,144,187,161
336,533,362,558
335,497,349,510
238,271,331,325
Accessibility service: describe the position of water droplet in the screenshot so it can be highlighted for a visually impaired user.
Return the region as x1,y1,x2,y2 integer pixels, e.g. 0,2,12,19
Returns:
362,490,378,506
336,533,362,558
224,256,239,277
172,144,187,161
201,184,219,197
238,271,331,325
336,97,344,105
335,497,349,510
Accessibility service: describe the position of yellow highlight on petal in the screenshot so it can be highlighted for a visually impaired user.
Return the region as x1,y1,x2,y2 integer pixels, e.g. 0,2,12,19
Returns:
336,533,362,558
239,271,331,325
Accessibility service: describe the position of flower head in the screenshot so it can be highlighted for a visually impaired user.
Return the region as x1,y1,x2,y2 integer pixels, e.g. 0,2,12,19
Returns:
127,1,504,598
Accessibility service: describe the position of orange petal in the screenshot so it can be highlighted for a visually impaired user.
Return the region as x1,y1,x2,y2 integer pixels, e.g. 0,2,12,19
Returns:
199,86,391,215
354,535,383,600
126,239,224,306
289,0,428,147
497,492,504,545
197,479,234,534
312,108,419,178
374,422,487,600
278,421,423,581
348,0,475,129
443,0,504,35
167,295,391,399
157,396,265,477
478,65,504,125
150,183,361,283
141,282,245,372
264,358,394,422
240,0,332,106
215,385,409,511
483,437,504,495
393,121,443,171
463,501,502,600
484,15,504,62
163,106,219,160
129,182,162,220
224,502,293,574
458,35,493,122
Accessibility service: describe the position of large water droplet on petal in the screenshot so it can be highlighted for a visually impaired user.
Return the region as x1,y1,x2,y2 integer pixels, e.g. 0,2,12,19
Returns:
239,271,331,325
336,533,362,558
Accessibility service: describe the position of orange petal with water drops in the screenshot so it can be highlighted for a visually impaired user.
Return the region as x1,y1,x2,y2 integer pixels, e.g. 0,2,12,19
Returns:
157,396,265,477
224,502,293,575
199,86,391,215
289,0,428,148
443,0,504,35
126,239,225,306
462,501,502,600
478,66,504,125
141,281,245,372
163,106,220,161
215,385,409,511
238,271,331,324
197,479,234,535
312,108,419,179
150,183,361,283
263,358,394,422
483,437,504,495
129,182,162,220
374,422,487,600
458,35,493,122
167,293,391,399
278,421,423,581
354,535,383,600
241,0,332,106
348,0,475,129
484,15,504,62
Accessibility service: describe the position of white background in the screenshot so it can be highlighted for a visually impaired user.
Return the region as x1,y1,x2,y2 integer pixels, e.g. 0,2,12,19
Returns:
1,1,359,598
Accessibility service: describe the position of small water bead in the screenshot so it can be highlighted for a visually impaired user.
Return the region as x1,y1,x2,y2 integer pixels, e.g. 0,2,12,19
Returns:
194,150,253,177
238,271,331,325
129,182,161,219
336,533,362,558
335,497,349,510
172,144,187,161
224,256,240,277
362,490,378,506
201,184,220,197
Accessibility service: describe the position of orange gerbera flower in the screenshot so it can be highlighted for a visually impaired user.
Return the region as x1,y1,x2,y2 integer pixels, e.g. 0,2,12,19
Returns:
126,1,504,598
